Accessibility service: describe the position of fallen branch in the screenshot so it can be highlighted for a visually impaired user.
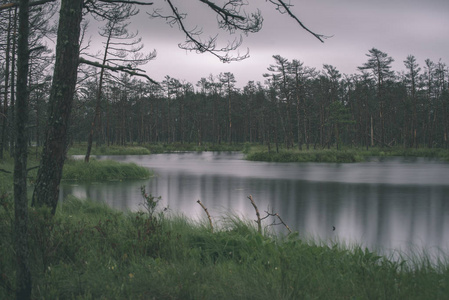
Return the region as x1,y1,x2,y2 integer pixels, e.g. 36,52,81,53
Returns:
247,195,262,234
263,210,292,233
27,165,39,172
197,200,213,233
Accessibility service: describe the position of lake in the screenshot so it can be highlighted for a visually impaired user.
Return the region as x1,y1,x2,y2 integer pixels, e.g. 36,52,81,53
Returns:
61,152,449,259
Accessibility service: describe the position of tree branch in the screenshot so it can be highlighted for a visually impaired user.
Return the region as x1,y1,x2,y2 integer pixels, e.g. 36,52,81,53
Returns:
0,0,56,10
97,0,153,5
247,195,262,234
154,0,249,62
263,210,292,233
268,0,329,43
197,200,213,233
79,57,158,85
198,0,263,33
198,0,245,21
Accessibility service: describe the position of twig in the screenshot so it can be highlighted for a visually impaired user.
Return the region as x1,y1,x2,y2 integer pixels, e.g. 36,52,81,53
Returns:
197,200,213,233
247,195,261,234
264,211,292,233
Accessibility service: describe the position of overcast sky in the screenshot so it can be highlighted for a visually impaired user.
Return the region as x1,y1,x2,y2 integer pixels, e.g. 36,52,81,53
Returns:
86,0,449,88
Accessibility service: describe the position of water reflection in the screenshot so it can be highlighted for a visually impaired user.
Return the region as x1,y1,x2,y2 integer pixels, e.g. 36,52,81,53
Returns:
61,153,449,257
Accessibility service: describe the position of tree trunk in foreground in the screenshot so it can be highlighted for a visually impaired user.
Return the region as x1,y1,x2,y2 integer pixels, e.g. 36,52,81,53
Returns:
14,0,31,298
32,0,83,214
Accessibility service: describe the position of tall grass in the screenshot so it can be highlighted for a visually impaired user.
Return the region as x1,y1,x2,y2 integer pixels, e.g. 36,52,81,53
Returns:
246,148,364,163
62,159,152,181
145,142,245,153
1,195,448,299
67,144,151,156
67,142,245,156
245,145,449,163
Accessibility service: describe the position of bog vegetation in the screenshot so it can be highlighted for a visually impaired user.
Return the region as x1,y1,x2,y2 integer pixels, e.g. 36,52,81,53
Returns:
0,192,448,299
2,144,449,299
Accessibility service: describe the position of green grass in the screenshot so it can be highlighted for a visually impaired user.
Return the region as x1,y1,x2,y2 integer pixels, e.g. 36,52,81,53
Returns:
145,142,245,153
67,142,245,156
1,196,448,299
67,144,151,156
62,159,152,181
245,145,449,163
246,148,365,163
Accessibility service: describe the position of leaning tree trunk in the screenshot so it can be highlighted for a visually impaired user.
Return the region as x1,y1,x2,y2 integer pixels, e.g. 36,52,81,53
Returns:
32,0,84,214
14,0,31,298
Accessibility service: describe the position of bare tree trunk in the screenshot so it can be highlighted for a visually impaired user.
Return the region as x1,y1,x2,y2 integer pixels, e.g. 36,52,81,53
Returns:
32,0,84,214
85,30,113,162
14,1,31,298
1,8,12,159
9,7,18,157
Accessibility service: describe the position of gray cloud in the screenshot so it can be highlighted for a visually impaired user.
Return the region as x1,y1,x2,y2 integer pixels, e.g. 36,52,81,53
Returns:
85,0,449,87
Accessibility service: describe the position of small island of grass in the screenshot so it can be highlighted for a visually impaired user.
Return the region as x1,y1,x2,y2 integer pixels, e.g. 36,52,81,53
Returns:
62,159,152,181
244,145,449,163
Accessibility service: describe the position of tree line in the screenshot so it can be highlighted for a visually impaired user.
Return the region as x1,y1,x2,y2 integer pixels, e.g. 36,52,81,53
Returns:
2,30,449,156
64,51,448,153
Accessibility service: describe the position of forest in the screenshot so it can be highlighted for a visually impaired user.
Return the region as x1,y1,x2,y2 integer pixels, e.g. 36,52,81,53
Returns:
70,53,448,152
1,2,448,160
1,1,449,299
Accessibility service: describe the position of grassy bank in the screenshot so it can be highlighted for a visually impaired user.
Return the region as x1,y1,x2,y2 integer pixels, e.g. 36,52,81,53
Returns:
62,159,152,181
145,142,245,153
246,148,365,163
1,156,151,191
67,144,151,156
1,196,448,299
66,142,245,156
245,145,449,163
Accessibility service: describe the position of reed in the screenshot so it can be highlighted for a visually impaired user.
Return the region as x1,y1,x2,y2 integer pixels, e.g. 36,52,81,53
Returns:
1,195,447,299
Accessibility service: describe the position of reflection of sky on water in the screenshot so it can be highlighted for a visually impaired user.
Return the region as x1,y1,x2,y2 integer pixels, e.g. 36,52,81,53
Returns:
63,153,449,258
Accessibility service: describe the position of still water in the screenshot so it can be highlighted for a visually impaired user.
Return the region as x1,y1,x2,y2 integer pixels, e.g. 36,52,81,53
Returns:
61,152,449,258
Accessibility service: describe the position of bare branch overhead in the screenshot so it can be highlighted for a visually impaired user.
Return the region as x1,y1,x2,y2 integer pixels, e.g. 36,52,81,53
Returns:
96,0,153,5
79,57,158,85
0,0,56,11
268,0,329,43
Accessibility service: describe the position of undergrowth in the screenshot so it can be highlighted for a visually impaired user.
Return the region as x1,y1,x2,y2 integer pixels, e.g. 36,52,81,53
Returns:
1,192,448,299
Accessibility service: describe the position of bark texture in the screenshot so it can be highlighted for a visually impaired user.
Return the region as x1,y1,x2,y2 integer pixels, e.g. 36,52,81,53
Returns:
14,1,31,298
31,0,84,213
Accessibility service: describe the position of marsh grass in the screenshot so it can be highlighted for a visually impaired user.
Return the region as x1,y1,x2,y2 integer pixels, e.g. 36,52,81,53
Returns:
67,142,245,156
246,148,364,163
145,142,245,153
245,145,449,163
62,159,152,181
1,196,448,299
67,144,151,156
